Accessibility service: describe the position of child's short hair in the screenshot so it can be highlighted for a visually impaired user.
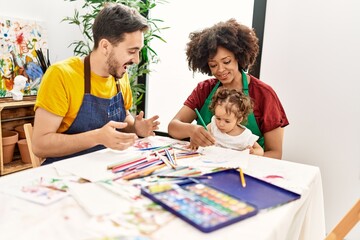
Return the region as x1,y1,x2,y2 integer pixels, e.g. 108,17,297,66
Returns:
209,87,253,124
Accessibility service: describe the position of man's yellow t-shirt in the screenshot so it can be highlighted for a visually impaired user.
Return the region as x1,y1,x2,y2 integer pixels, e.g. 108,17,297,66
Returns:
35,57,133,133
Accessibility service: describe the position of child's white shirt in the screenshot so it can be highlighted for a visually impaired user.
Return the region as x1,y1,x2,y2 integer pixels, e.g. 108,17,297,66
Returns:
210,116,259,151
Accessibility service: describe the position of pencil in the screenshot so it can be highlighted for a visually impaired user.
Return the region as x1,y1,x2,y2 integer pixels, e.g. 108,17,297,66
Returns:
172,146,194,152
239,168,246,188
155,151,176,169
156,175,212,179
172,149,177,165
164,149,175,165
41,185,67,192
175,153,201,159
107,155,144,170
195,108,208,131
122,164,165,180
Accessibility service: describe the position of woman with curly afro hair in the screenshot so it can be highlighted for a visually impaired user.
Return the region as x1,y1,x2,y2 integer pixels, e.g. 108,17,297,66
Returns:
168,19,289,159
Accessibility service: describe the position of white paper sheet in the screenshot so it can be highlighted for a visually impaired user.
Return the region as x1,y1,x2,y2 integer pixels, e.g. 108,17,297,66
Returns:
177,145,250,169
53,149,143,182
67,181,132,216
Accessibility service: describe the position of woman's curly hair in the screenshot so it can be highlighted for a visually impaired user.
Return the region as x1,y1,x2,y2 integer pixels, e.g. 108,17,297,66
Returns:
186,19,259,76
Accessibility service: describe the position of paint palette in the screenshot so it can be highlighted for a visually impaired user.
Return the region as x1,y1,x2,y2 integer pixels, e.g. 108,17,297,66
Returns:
141,182,258,233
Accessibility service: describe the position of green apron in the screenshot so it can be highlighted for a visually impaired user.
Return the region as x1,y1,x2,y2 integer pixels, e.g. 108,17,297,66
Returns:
197,71,264,148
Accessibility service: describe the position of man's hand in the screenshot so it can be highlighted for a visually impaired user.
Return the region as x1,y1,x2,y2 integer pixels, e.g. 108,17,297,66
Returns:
98,121,138,150
134,111,160,137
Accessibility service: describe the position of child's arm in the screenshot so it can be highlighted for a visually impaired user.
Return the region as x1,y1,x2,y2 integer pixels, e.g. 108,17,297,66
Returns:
248,142,264,156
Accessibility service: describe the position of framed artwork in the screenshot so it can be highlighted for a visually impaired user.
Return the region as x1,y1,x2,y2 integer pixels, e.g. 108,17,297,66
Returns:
0,16,48,98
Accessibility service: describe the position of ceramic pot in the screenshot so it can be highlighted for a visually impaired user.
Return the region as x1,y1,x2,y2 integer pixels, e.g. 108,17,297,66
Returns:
15,125,26,139
18,139,31,164
2,130,19,164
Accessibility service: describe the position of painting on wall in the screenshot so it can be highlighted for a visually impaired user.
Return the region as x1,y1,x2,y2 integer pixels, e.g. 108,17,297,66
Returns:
0,16,49,98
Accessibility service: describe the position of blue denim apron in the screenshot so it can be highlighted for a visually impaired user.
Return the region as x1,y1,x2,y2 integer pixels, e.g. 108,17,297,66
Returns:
44,55,126,164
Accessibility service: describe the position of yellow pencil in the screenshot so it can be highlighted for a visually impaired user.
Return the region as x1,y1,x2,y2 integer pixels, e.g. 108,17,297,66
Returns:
239,168,246,188
172,149,177,165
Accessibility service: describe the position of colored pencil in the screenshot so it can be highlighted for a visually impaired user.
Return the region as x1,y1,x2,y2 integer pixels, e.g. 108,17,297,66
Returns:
172,146,194,152
195,108,208,130
137,144,172,151
155,151,176,169
156,175,212,179
165,148,176,166
121,163,165,180
107,154,144,169
172,149,177,165
111,157,148,173
239,168,246,188
175,153,201,159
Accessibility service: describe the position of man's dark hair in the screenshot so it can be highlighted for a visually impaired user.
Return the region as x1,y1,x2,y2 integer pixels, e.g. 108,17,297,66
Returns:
92,3,149,49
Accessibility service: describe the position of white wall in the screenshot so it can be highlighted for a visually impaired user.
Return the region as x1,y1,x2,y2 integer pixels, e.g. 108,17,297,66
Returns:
147,0,254,132
261,0,360,239
0,0,84,63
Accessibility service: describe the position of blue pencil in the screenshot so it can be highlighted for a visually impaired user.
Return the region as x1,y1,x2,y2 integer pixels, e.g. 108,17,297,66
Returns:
164,149,176,166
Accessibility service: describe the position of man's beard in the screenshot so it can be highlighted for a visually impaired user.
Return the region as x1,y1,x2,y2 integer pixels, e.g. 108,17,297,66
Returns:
106,51,132,79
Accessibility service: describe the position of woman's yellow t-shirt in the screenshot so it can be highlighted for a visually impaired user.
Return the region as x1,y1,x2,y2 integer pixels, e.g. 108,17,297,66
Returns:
35,57,133,133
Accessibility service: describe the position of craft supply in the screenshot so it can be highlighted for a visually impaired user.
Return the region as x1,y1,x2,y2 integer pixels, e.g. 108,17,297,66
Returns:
152,165,188,176
239,168,246,188
142,182,257,233
107,154,145,170
165,167,199,177
172,149,177,165
35,48,51,72
195,169,301,210
172,146,194,152
156,175,212,179
175,152,201,159
195,108,208,131
164,148,176,166
138,144,172,151
127,157,161,171
111,157,148,173
120,163,165,181
155,151,176,169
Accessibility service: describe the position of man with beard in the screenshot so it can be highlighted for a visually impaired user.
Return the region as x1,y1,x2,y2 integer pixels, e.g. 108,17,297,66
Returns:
32,3,160,163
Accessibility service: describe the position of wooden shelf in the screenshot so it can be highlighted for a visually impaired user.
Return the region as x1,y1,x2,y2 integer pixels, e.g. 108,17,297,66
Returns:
1,159,32,175
0,97,36,175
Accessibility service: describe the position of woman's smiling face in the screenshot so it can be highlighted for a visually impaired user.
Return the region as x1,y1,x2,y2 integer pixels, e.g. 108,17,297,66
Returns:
208,46,241,88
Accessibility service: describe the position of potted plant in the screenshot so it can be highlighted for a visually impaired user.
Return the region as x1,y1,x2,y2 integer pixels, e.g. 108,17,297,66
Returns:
62,0,168,113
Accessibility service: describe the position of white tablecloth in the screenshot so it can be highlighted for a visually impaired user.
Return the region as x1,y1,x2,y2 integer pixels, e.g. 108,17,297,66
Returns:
0,153,325,240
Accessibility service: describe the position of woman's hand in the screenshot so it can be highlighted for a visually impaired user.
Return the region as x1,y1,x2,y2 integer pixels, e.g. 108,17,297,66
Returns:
189,125,215,148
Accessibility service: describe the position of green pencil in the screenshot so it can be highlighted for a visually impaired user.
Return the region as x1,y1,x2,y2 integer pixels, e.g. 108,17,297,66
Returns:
195,108,208,131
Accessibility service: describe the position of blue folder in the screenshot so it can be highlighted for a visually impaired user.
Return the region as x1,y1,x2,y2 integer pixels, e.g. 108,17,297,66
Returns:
200,169,301,210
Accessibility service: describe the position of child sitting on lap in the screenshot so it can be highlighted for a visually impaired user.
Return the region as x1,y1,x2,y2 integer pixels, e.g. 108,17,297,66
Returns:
207,87,264,156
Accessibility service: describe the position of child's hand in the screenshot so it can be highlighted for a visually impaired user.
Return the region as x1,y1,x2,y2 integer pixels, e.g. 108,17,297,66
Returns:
246,145,254,154
188,142,199,151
